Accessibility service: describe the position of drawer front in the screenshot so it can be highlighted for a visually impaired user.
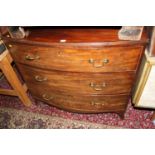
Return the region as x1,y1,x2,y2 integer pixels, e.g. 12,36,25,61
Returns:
28,84,129,113
17,64,135,95
9,44,143,72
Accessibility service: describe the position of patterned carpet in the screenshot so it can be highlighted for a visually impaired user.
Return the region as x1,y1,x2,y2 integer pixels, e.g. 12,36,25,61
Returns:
0,75,155,129
0,107,121,129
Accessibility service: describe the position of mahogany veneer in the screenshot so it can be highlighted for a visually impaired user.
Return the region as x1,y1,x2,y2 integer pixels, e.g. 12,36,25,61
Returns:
2,27,148,117
17,64,135,95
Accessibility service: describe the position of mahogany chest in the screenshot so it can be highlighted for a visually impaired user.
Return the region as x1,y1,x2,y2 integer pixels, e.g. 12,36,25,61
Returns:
2,27,148,117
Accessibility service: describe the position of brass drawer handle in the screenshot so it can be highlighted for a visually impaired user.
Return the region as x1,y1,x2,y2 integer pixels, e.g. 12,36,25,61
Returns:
25,55,40,61
42,94,53,101
35,75,47,82
91,101,107,106
89,82,106,91
88,58,109,68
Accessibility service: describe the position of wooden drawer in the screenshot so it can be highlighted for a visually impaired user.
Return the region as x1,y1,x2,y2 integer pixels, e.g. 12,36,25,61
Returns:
9,44,143,72
17,64,135,95
28,84,128,113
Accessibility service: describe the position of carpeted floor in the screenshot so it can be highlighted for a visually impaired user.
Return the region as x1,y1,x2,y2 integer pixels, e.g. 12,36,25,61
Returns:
0,74,155,129
0,107,121,129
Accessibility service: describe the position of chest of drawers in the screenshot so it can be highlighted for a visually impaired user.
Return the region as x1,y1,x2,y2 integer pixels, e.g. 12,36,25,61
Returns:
2,28,148,118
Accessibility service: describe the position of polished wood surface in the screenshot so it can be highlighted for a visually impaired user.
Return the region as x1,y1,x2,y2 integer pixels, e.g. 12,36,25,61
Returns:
3,28,148,45
26,28,147,43
17,64,136,95
28,83,128,113
8,44,143,72
2,27,148,116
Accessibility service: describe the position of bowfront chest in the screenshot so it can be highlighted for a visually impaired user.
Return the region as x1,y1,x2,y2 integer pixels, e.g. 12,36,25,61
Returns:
2,27,148,117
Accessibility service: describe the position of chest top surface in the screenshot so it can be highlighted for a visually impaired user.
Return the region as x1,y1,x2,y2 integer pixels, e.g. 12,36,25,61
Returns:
2,27,148,47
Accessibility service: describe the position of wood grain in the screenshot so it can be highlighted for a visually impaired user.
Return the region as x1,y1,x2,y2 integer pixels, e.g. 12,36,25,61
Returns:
1,27,148,116
8,44,143,72
0,52,32,106
17,63,136,95
2,28,148,46
28,84,128,113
